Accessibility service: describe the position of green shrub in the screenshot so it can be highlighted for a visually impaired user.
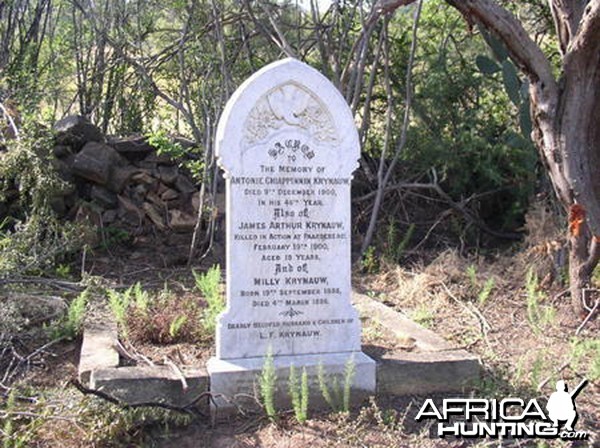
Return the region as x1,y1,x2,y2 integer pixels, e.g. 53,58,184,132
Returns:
54,288,89,339
168,315,188,339
107,286,132,332
525,268,555,334
385,221,415,263
361,246,378,274
571,338,600,382
125,284,203,345
132,282,150,314
342,356,356,413
260,349,277,420
146,130,203,181
317,357,355,413
0,123,88,277
146,129,185,159
478,277,496,305
193,265,223,334
289,364,309,423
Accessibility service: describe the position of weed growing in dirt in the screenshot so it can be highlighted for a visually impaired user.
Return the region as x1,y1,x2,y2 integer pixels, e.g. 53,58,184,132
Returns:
411,304,434,328
132,282,150,315
317,357,355,413
106,283,204,344
342,356,355,412
478,277,496,306
3,389,17,448
525,268,555,334
54,263,71,279
361,246,378,274
384,221,414,263
128,286,203,344
260,349,277,420
54,288,89,339
168,315,188,339
529,350,548,389
193,265,223,334
467,264,478,288
289,364,309,423
107,286,132,332
466,265,495,305
571,337,600,382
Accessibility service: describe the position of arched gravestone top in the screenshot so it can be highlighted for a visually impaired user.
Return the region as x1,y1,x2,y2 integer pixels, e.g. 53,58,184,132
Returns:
213,58,365,360
216,58,360,177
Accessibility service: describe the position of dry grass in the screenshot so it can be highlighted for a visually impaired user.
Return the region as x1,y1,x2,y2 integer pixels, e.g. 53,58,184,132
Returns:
355,224,599,445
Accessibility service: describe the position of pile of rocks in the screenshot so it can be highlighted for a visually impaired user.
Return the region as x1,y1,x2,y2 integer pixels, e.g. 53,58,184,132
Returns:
52,116,204,242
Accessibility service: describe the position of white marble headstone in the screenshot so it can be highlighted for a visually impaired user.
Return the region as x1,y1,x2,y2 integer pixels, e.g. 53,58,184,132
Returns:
208,58,375,412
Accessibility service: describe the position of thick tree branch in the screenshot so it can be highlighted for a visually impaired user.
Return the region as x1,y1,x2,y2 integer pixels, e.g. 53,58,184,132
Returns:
566,0,600,56
549,0,587,55
381,0,559,117
446,0,557,94
582,237,600,277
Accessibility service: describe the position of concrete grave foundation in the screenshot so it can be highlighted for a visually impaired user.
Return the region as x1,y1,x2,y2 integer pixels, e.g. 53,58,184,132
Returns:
207,351,375,416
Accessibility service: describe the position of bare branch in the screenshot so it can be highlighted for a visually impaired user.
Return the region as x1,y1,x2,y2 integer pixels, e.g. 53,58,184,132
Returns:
360,0,423,255
0,101,20,141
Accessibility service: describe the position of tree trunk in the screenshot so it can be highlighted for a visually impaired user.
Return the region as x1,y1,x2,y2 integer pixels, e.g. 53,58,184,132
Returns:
531,4,600,315
381,0,600,315
444,0,600,316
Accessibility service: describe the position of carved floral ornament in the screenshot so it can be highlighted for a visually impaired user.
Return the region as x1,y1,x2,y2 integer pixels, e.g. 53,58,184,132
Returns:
242,82,338,148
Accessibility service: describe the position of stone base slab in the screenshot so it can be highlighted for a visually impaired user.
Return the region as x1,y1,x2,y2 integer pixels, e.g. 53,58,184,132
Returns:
91,366,208,409
78,317,119,384
352,292,481,394
207,351,376,418
376,350,481,395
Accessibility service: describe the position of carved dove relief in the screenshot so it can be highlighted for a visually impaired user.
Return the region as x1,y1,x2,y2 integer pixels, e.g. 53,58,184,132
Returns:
243,82,337,147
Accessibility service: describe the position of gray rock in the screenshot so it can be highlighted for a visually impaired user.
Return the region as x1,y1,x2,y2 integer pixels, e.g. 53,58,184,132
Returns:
169,209,195,232
108,166,136,193
91,185,118,208
51,157,74,183
172,136,196,149
143,153,176,166
117,195,144,226
160,188,179,201
109,135,154,162
102,209,118,224
174,174,196,193
53,115,104,151
72,142,127,185
53,145,72,159
143,202,166,231
158,165,178,185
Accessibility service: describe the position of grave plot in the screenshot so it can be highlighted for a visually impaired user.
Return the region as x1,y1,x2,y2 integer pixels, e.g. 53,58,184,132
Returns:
78,58,479,416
